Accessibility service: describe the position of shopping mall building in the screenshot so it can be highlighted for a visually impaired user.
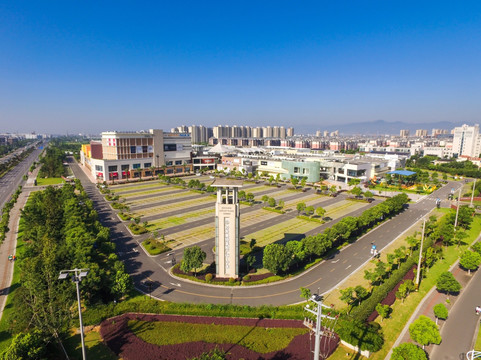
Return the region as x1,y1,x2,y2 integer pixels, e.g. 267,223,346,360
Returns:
80,129,195,181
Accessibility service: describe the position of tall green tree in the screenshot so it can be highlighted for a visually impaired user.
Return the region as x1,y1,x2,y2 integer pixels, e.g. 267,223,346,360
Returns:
375,304,391,322
305,206,315,217
436,271,461,298
315,207,326,219
181,246,206,276
291,176,299,188
268,197,276,208
245,254,256,273
433,303,448,325
351,186,363,197
391,343,427,360
459,250,481,275
396,280,415,303
296,202,306,215
300,287,311,301
409,316,441,349
0,330,47,360
339,287,356,313
262,244,292,275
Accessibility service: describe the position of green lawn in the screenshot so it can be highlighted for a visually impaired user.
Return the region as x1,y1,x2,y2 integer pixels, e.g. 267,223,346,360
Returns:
128,319,307,354
475,322,481,351
142,239,171,255
36,177,64,186
63,330,117,360
145,208,214,231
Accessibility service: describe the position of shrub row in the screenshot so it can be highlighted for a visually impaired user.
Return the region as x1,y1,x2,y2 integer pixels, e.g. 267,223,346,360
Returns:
82,297,304,326
262,207,286,214
143,239,171,255
297,215,323,223
351,237,434,322
129,223,148,235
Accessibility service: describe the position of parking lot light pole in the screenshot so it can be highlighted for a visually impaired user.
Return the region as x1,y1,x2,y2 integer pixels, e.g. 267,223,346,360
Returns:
59,268,89,360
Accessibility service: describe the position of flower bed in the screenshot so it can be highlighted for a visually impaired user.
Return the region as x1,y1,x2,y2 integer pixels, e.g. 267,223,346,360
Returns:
100,313,339,360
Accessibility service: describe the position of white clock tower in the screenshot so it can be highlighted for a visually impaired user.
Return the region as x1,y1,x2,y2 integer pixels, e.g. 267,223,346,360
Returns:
211,179,243,278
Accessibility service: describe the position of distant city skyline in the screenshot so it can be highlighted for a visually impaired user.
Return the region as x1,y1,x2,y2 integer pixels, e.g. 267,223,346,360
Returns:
1,2,481,134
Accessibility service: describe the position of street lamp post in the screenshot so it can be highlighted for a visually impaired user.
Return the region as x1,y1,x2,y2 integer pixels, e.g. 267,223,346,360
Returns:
454,188,462,229
470,179,477,208
59,268,89,360
415,218,426,289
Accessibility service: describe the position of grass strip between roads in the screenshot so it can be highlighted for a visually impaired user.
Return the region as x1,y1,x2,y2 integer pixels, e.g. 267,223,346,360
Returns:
475,322,481,351
63,329,117,360
328,213,481,360
128,319,307,354
36,177,65,186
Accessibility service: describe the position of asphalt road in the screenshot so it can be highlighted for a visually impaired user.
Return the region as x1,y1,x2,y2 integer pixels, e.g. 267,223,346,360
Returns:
70,158,462,306
0,145,43,210
429,264,481,359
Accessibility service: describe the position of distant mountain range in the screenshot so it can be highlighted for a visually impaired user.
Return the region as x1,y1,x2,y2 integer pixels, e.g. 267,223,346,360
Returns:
299,120,470,136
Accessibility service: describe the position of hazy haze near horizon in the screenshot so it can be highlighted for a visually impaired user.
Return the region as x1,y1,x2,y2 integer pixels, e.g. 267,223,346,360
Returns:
1,1,480,134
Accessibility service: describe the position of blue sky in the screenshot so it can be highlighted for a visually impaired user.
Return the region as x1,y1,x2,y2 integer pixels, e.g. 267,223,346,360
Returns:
1,1,481,134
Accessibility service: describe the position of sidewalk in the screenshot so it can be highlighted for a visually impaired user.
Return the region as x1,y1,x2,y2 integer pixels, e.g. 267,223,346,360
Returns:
387,241,481,359
0,190,29,321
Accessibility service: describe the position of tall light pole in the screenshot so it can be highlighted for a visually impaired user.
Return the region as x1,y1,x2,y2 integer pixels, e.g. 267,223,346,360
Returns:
415,218,426,289
454,188,462,229
59,268,89,360
470,179,477,208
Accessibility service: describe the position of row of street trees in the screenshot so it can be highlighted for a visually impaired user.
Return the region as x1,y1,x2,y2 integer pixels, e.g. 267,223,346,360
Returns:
38,146,66,178
262,194,409,275
296,202,326,218
1,181,132,358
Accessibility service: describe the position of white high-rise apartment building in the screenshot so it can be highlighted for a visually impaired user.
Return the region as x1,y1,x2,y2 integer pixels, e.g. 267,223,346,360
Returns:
263,126,273,138
452,124,480,158
189,125,209,144
252,127,262,138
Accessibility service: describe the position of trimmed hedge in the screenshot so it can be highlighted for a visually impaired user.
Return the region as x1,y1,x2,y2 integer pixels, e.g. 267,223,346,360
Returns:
262,207,286,214
351,236,434,322
297,215,323,223
129,223,148,235
82,297,305,326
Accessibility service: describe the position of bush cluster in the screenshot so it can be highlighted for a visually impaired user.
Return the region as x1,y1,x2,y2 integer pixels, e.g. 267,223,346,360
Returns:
129,223,148,235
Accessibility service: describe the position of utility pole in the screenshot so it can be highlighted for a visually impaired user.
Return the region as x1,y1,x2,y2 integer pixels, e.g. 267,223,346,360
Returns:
415,218,426,289
303,294,336,360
